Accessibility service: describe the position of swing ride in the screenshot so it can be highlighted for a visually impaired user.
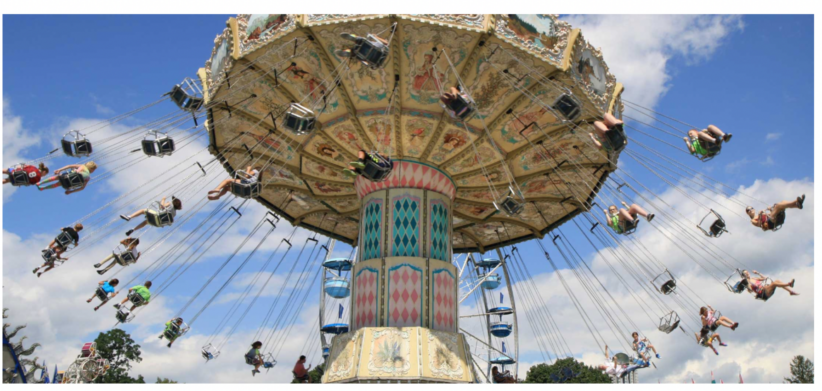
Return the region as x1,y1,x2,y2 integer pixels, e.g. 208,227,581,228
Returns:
15,14,809,384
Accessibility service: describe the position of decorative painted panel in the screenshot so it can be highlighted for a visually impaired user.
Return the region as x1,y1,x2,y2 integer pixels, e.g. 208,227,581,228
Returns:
324,330,360,382
385,260,425,328
430,263,457,332
361,195,384,261
357,327,420,379
422,329,469,381
354,160,456,200
237,14,296,54
352,259,381,331
428,197,450,262
390,192,422,257
493,14,571,66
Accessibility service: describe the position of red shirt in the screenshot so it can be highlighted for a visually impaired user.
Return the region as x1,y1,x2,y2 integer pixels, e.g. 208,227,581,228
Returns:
11,165,42,184
293,361,308,377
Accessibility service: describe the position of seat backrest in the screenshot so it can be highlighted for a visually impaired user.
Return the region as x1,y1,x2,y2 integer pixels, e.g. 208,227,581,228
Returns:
552,94,581,121
11,169,31,186
141,139,158,156
353,39,388,69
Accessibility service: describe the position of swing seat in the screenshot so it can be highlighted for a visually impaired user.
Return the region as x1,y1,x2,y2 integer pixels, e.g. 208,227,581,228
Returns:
145,201,175,228
201,344,219,361
658,311,680,334
168,82,204,113
497,195,525,216
696,140,721,162
360,152,393,182
142,134,176,158
114,250,137,266
41,249,58,263
95,287,109,301
604,125,627,153
475,258,501,269
488,306,513,316
322,344,331,359
54,231,75,249
9,164,32,187
324,277,351,299
282,103,316,136
620,219,639,235
230,170,262,199
322,258,353,271
115,307,134,323
58,170,86,191
769,211,786,232
709,219,726,237
481,273,501,290
444,93,477,121
552,94,582,122
490,322,513,338
652,269,676,295
490,356,516,366
321,323,349,335
244,356,256,366
61,130,93,158
351,34,389,70
127,291,146,307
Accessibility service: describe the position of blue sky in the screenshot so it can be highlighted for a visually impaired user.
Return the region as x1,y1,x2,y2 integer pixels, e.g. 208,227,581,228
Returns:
2,15,814,383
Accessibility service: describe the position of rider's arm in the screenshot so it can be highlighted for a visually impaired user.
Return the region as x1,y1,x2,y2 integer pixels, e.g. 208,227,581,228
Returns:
684,137,696,154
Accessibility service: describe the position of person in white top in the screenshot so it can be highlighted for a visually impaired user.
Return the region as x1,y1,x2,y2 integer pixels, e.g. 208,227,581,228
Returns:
208,165,261,201
120,196,183,236
95,238,141,275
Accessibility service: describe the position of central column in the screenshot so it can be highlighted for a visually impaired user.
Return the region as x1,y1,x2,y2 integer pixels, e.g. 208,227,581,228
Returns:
323,161,474,383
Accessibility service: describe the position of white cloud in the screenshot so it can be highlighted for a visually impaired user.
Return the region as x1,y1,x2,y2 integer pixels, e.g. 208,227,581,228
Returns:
2,98,44,200
560,15,744,108
766,133,782,141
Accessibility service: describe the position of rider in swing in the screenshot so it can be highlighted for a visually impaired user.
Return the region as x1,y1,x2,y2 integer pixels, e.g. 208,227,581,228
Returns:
342,149,392,179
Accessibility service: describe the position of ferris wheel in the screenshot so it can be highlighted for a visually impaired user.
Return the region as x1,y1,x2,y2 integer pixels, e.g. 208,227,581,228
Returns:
456,253,518,383
62,342,109,384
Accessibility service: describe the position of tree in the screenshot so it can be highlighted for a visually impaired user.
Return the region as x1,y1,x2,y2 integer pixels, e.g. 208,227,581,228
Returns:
524,358,612,384
93,328,145,383
290,363,325,384
156,377,178,383
785,355,814,384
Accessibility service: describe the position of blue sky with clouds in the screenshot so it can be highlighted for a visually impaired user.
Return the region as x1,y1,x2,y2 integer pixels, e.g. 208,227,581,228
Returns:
2,14,814,383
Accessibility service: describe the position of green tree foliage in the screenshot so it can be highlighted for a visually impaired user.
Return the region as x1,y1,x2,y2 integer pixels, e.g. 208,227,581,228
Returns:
93,328,145,383
524,357,612,384
290,363,325,384
785,355,814,384
156,377,178,383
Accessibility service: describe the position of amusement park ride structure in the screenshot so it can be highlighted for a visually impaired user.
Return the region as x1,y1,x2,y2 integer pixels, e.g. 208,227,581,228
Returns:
200,14,623,383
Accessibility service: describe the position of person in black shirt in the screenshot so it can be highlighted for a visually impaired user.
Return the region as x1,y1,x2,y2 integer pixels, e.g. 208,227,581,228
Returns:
35,223,83,277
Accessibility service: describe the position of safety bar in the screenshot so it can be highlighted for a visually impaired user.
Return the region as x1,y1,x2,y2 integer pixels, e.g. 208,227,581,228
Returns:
195,162,207,177
282,239,292,247
265,211,280,223
229,206,242,217
590,222,599,233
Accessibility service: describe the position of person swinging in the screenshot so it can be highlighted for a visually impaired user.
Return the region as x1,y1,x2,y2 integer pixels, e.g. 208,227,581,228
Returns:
741,270,799,301
86,279,119,311
699,305,739,331
95,238,141,275
121,196,182,236
34,223,83,278
695,327,727,355
36,161,97,194
683,125,731,161
746,195,805,231
158,317,186,348
3,162,48,187
589,113,627,152
603,202,655,235
342,149,393,181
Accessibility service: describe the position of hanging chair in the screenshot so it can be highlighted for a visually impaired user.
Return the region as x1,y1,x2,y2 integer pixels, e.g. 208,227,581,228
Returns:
552,93,582,122
282,103,316,136
53,231,76,250
321,323,349,335
443,92,477,122
657,311,681,334
651,269,677,295
723,269,748,294
94,285,110,302
163,319,190,341
8,163,34,187
141,130,176,158
322,344,331,359
115,307,134,323
112,245,138,266
475,258,501,269
705,310,724,332
695,140,722,162
322,258,353,271
201,343,220,361
41,248,60,264
603,124,628,153
349,33,390,70
762,209,786,232
229,170,262,199
698,209,728,238
145,200,176,228
127,291,147,307
168,78,204,114
488,306,514,316
61,130,93,158
619,218,640,236
359,151,393,182
57,169,87,191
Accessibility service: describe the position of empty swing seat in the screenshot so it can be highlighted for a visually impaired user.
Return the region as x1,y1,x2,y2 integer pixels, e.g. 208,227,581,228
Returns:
201,343,219,361
490,322,513,338
168,83,204,113
282,103,316,136
444,94,477,121
322,258,353,271
709,219,727,237
360,153,393,182
552,94,582,121
61,130,93,158
58,170,86,191
497,195,525,216
321,323,349,335
659,280,677,295
324,277,351,299
142,133,176,157
351,34,389,70
145,201,175,228
481,273,502,290
658,311,681,334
